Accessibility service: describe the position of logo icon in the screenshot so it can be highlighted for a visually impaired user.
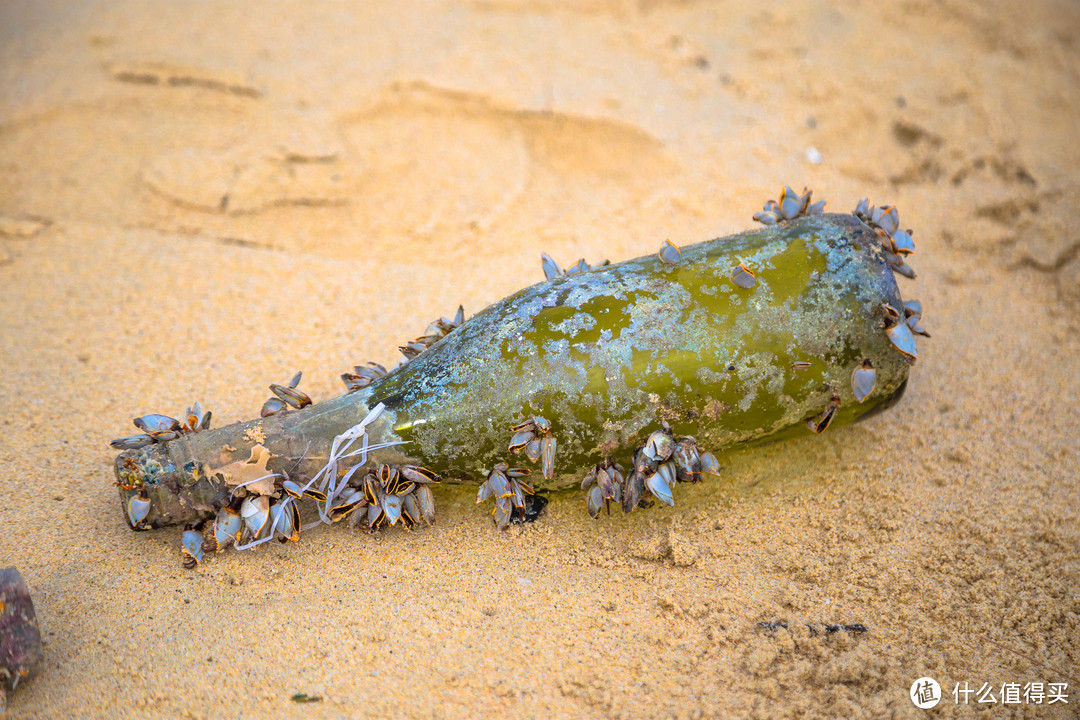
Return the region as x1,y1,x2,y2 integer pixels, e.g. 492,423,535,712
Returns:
911,677,942,709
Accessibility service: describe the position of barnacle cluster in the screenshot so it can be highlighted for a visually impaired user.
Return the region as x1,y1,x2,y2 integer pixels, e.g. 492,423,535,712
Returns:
584,428,720,518
581,461,625,517
476,463,536,529
398,305,465,361
540,253,610,281
507,416,556,478
109,402,211,451
752,186,826,226
854,199,917,279
476,421,721,523
471,416,554,529
179,461,440,567
852,198,927,364
341,362,390,392
355,463,439,530
341,306,465,393
261,371,312,417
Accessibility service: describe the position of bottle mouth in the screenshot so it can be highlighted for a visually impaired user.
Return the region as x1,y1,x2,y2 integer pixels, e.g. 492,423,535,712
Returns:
114,442,227,529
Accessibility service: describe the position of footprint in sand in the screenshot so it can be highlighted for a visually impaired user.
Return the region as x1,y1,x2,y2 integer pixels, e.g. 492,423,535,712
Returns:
0,215,51,265
341,94,530,238
0,215,51,238
109,60,262,98
141,149,352,215
140,107,352,216
338,81,671,241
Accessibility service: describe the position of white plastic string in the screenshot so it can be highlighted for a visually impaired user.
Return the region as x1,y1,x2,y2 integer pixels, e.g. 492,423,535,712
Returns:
234,528,277,551
235,402,406,551
298,402,388,496
231,473,281,491
298,403,406,525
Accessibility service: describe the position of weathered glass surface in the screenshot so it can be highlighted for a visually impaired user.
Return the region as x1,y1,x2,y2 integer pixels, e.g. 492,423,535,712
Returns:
115,213,911,527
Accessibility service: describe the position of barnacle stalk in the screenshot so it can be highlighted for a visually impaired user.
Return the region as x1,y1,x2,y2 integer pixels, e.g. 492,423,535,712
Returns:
114,203,923,535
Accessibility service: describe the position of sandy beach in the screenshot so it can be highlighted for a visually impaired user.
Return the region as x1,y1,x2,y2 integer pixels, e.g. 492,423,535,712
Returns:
1,1,1077,717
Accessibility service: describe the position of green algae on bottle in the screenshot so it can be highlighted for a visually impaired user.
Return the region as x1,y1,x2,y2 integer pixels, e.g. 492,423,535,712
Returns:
110,187,927,560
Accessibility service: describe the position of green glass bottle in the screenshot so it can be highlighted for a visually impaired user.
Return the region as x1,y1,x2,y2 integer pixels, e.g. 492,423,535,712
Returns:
114,212,919,528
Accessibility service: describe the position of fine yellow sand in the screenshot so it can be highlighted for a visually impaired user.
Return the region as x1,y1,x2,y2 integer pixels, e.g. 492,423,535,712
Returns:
1,1,1077,718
